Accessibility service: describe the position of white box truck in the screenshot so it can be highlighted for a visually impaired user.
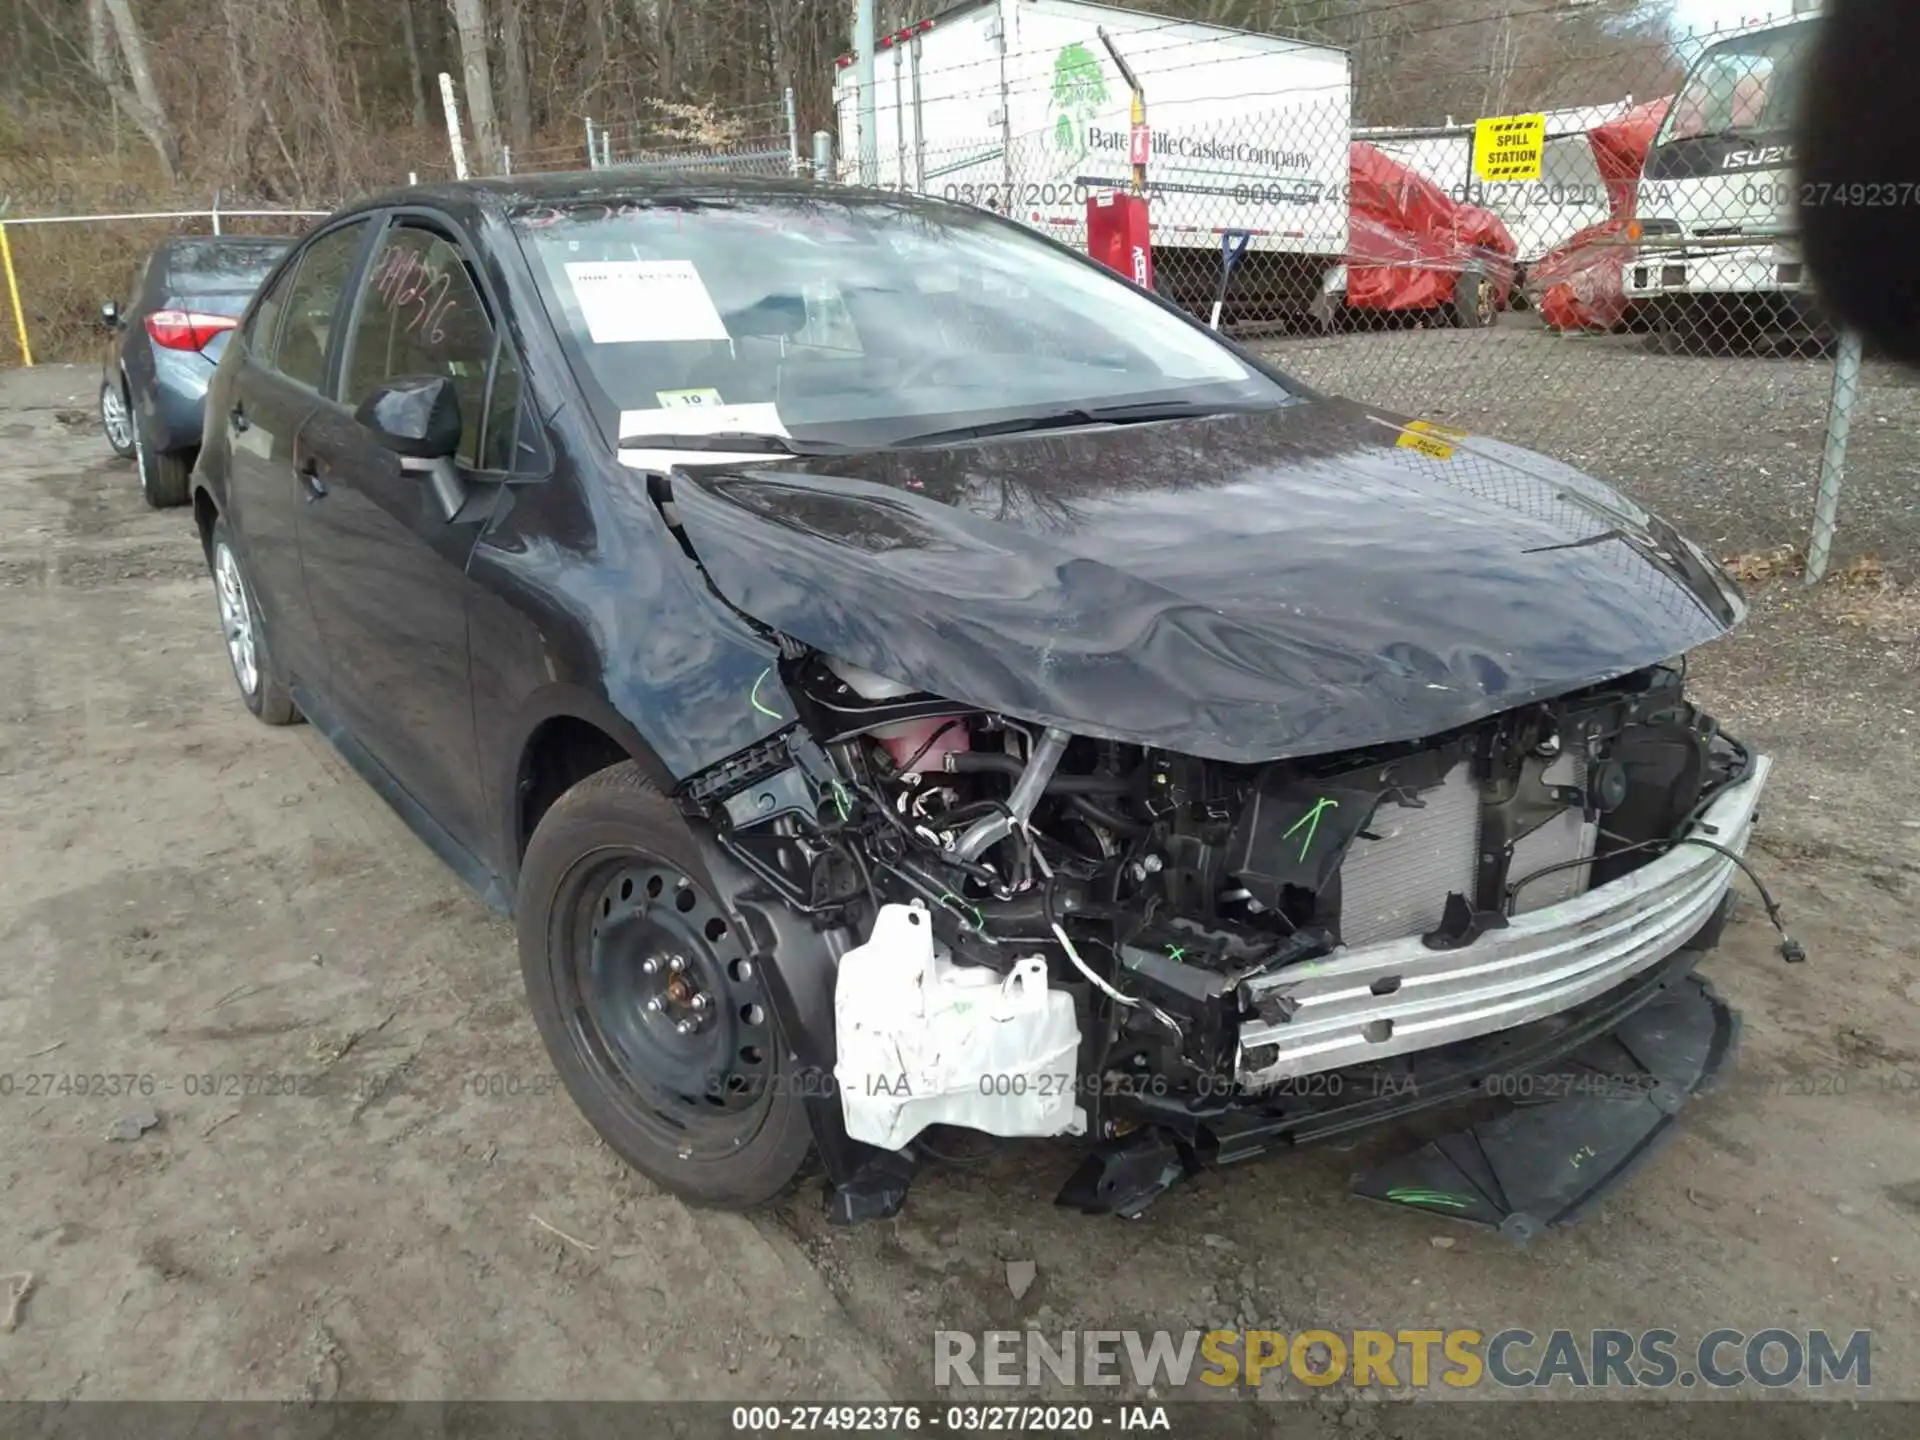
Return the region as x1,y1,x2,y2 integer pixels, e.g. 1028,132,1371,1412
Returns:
1623,8,1824,341
834,0,1352,322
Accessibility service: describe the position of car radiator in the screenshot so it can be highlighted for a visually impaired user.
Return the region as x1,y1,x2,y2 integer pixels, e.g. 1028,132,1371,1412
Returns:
1335,753,1595,949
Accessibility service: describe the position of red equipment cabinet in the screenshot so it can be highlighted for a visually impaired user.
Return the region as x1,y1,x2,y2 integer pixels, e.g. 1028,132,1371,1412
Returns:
1086,191,1154,291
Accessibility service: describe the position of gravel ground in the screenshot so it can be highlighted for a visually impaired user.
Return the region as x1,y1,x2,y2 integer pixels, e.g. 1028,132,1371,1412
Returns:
0,360,1917,1418
1259,314,1920,579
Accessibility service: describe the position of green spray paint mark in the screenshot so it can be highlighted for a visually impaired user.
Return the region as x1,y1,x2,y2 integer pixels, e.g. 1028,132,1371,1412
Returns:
1165,945,1188,964
1282,797,1339,862
1385,1187,1473,1212
830,780,852,822
749,668,782,719
939,892,985,932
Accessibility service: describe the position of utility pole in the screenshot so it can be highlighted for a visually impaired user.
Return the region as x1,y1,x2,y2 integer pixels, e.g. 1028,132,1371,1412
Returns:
854,0,877,183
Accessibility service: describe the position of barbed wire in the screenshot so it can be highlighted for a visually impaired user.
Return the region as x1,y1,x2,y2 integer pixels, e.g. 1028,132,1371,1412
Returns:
832,3,1765,124
833,11,1747,135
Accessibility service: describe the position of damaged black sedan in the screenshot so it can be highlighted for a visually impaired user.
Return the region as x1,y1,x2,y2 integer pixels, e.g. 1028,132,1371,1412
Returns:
190,173,1788,1230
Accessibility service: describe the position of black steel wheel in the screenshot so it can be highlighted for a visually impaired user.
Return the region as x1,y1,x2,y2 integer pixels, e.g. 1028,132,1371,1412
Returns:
517,762,812,1207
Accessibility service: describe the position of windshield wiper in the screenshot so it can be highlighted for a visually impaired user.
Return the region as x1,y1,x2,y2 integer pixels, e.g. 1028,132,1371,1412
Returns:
1674,125,1778,145
892,399,1273,449
617,431,851,456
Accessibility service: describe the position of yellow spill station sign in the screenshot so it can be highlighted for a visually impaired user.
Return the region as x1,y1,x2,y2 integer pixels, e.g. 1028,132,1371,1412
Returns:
1473,113,1546,183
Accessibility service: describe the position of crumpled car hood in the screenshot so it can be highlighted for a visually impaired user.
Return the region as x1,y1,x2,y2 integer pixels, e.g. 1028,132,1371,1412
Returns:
666,396,1743,764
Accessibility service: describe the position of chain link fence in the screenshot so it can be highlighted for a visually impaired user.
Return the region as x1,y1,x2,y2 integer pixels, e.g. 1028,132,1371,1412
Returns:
508,95,810,179
2,7,1898,583
0,198,334,370
826,6,1890,583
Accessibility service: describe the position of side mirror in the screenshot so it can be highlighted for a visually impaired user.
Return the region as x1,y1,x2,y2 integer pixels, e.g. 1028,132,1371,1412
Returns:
355,375,467,520
726,292,808,339
100,301,121,331
354,374,462,460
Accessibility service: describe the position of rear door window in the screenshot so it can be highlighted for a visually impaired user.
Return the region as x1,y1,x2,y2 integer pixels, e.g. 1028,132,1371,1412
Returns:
265,222,371,392
244,261,294,359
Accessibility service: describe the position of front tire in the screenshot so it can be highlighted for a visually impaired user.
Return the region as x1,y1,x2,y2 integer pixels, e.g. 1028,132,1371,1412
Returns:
208,515,298,725
516,762,813,1209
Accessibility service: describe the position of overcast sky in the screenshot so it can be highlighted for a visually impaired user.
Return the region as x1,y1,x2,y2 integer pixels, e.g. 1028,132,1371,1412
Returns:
1664,0,1801,34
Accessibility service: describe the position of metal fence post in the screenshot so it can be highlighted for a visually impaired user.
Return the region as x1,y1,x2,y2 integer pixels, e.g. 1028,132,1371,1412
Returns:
210,189,222,236
502,145,512,176
1805,329,1863,585
0,200,30,368
855,0,877,184
784,87,801,177
812,131,834,180
600,130,613,170
438,72,470,181
585,117,597,171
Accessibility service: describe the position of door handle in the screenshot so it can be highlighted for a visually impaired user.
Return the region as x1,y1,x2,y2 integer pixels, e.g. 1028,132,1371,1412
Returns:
298,457,328,500
229,404,250,434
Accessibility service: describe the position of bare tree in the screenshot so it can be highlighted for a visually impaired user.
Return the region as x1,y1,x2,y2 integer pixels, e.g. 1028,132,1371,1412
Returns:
399,0,430,130
450,0,505,174
219,0,254,179
86,0,179,179
500,0,534,152
580,0,610,101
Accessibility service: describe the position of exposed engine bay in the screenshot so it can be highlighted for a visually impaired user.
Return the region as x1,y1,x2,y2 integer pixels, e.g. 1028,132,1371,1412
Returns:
681,645,1777,1172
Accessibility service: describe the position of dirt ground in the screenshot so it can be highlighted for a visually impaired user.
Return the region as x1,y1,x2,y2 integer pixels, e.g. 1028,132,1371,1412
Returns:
1,356,1917,1412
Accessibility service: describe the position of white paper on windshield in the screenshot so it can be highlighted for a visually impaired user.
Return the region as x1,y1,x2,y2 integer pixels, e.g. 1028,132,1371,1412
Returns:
564,260,728,344
618,402,790,441
655,388,724,408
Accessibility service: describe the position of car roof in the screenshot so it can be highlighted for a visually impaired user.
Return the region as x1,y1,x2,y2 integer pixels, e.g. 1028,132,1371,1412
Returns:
160,235,297,253
342,170,960,226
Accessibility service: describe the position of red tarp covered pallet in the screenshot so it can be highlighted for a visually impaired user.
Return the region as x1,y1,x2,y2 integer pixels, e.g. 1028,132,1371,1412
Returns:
1532,96,1674,333
1346,142,1518,315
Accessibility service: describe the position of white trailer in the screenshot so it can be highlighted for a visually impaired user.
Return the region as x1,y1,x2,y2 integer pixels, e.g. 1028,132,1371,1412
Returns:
1623,9,1823,337
834,0,1352,320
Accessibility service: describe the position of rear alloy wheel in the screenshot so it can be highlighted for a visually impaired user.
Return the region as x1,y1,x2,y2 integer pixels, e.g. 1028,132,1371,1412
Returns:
1451,267,1498,329
100,378,136,459
1307,291,1343,335
133,414,192,509
208,515,298,725
517,762,813,1209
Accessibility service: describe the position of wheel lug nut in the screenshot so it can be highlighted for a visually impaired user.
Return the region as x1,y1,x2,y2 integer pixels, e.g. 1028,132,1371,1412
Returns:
646,997,663,1012
641,957,658,975
691,994,708,1011
668,956,685,973
675,1020,694,1035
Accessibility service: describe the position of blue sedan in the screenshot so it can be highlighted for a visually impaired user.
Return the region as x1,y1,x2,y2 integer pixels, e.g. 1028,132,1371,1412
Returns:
99,236,293,507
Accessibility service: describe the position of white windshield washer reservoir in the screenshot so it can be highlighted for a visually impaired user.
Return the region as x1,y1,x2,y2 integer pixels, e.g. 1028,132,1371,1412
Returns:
833,904,1085,1150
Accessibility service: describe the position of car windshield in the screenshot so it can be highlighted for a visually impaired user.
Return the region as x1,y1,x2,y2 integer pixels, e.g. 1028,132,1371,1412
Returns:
1657,22,1811,146
511,192,1289,449
167,240,292,297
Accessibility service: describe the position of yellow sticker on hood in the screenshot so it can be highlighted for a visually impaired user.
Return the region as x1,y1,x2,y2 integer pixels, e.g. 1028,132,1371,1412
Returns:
1396,420,1470,461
